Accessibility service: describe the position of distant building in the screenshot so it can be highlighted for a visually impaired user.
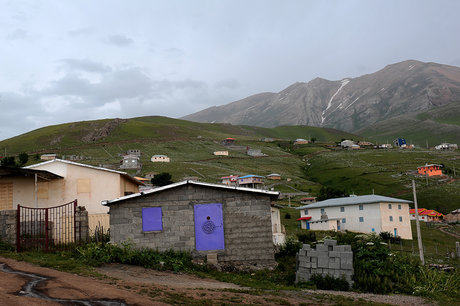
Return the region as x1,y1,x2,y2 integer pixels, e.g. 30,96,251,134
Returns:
213,151,228,156
435,143,458,150
294,139,309,145
300,197,316,205
444,208,460,223
127,149,141,156
221,175,238,186
358,141,374,147
379,144,393,149
409,208,443,222
417,164,442,176
40,154,57,161
221,138,236,146
247,149,267,157
260,138,274,142
394,138,407,147
120,155,141,169
151,155,170,163
238,175,265,189
267,173,281,180
296,194,413,239
340,140,355,148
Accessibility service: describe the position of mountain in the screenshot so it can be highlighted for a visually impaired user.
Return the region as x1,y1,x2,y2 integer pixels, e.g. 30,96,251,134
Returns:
182,60,460,134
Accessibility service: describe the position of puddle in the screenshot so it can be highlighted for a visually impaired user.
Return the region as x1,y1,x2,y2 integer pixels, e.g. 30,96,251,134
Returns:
0,263,127,305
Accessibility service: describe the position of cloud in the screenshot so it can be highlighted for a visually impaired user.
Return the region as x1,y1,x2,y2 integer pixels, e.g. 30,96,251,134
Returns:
214,79,239,89
68,27,94,37
6,29,28,40
60,58,112,73
106,34,134,47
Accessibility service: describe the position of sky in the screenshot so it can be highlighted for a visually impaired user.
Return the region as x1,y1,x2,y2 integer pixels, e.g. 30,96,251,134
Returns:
1,0,460,140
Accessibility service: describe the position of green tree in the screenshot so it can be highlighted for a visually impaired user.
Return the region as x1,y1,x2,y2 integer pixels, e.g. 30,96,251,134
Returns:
310,137,317,143
150,172,173,187
18,152,29,166
1,156,16,167
317,186,349,201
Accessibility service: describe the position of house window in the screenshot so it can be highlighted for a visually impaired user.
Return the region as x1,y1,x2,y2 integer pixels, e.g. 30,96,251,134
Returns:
371,228,375,232
388,204,392,209
398,204,401,210
340,207,345,212
359,217,364,222
142,207,163,232
359,204,363,210
321,208,325,214
342,218,346,223
389,216,393,222
304,209,308,215
399,216,403,222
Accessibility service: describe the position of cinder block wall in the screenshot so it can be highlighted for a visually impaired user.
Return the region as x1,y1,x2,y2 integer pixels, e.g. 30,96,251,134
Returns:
0,209,17,245
296,239,354,284
109,185,276,269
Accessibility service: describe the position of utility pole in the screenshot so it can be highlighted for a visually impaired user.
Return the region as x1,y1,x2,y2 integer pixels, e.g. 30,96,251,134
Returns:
412,179,425,265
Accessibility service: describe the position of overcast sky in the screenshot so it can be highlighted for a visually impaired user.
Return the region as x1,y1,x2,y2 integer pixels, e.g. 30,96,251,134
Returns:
1,0,460,140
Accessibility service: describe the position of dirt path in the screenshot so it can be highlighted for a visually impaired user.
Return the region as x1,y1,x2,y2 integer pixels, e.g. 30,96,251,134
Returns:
439,226,460,239
0,257,434,305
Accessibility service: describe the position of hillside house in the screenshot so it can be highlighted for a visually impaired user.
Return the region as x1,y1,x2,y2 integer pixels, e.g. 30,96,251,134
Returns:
379,144,393,149
445,208,460,223
221,138,235,146
435,143,458,150
103,180,280,269
417,164,442,176
296,195,413,239
151,155,170,163
20,159,142,232
120,154,141,169
40,154,57,160
294,139,309,145
394,138,407,147
220,175,238,186
300,197,316,205
213,151,228,156
340,140,355,148
238,175,265,189
409,208,443,222
247,149,267,157
127,149,141,156
267,173,281,180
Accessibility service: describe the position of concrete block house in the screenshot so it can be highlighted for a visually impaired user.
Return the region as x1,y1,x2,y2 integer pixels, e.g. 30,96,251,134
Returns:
103,180,280,269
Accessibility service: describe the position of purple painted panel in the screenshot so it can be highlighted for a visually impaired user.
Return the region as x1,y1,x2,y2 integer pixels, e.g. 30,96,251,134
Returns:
142,207,163,231
194,203,224,251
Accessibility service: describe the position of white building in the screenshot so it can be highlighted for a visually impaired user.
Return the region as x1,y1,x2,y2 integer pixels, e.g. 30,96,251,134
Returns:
151,155,170,162
213,151,228,156
435,143,458,150
296,195,413,239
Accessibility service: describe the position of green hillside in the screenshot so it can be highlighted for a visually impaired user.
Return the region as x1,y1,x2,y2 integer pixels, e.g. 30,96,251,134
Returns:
358,101,460,146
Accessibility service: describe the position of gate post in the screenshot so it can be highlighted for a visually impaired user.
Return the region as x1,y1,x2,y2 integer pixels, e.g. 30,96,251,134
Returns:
16,205,21,252
45,208,49,252
73,199,77,243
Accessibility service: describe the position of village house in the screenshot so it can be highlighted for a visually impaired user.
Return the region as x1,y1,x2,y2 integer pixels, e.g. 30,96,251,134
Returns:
120,154,141,169
409,208,444,222
294,139,309,145
296,195,413,239
340,140,356,149
13,159,143,232
300,197,316,205
394,138,407,148
221,138,235,146
40,153,57,160
435,143,458,150
151,155,170,163
213,151,228,156
417,164,443,176
102,180,280,269
127,149,141,156
378,144,393,149
220,175,238,186
266,173,281,180
238,175,265,189
445,208,460,223
247,149,267,157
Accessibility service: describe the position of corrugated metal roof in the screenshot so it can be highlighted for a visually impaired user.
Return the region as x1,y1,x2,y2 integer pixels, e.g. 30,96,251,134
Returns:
102,180,279,206
296,194,412,210
239,175,264,179
24,159,142,185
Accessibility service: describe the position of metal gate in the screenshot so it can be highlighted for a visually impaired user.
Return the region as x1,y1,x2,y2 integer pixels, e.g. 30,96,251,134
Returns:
16,200,79,252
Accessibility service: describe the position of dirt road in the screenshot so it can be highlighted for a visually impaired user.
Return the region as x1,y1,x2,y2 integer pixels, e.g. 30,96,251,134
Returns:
0,256,433,305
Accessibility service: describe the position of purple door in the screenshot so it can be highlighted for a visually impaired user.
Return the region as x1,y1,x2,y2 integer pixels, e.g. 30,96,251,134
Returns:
194,203,225,251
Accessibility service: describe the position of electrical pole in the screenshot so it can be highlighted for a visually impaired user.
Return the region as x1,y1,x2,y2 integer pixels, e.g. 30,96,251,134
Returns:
412,179,424,265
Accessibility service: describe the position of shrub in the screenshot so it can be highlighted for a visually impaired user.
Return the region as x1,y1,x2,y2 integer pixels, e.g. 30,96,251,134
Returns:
310,274,349,291
276,237,302,258
284,213,291,219
297,231,316,244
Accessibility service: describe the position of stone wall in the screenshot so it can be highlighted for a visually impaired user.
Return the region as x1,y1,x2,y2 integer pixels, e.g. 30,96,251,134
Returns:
109,184,276,269
75,207,89,243
296,239,353,284
0,209,17,245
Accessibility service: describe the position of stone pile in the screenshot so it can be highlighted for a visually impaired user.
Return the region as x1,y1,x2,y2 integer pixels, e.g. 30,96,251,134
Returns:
296,239,353,284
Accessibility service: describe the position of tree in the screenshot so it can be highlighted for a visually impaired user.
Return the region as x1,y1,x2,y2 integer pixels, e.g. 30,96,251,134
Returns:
0,156,16,167
310,137,317,143
317,186,349,201
150,172,173,187
18,152,29,166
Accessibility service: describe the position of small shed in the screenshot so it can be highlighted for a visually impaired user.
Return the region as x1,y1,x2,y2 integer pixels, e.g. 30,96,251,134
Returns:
267,173,281,180
151,155,170,163
103,180,279,269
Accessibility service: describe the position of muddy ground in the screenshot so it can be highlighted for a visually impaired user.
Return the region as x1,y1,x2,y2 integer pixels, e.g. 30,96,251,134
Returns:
0,256,433,305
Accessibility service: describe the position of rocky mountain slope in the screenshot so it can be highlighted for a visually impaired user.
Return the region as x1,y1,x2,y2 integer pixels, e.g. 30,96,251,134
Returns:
183,60,460,133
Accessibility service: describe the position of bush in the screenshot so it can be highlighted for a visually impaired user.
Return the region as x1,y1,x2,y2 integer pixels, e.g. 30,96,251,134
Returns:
284,213,291,219
297,231,316,244
276,237,302,258
310,274,349,291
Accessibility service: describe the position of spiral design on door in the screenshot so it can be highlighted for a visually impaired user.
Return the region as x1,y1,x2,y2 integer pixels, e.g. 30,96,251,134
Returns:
202,220,216,234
